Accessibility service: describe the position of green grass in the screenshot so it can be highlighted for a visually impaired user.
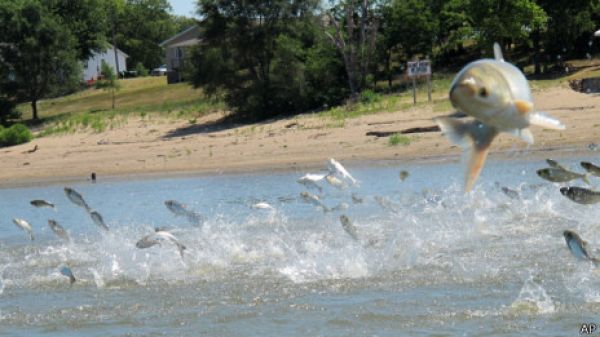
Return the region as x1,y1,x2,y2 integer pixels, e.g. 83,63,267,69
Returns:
388,133,411,146
17,77,225,136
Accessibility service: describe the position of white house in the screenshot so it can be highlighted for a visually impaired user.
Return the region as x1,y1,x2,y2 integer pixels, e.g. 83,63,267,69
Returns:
82,43,128,83
159,26,202,83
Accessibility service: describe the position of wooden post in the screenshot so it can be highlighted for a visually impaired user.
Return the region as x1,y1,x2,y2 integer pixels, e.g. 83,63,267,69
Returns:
412,76,417,105
427,74,432,103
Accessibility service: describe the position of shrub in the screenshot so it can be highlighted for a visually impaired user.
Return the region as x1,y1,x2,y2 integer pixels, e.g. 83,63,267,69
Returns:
0,97,21,126
360,89,380,104
134,62,149,77
0,123,32,147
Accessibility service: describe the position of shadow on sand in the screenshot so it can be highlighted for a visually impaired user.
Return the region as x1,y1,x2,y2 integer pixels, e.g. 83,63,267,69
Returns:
161,113,299,139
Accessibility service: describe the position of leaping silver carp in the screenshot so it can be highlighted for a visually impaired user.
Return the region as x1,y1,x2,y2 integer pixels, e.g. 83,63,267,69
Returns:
325,175,346,190
563,230,599,266
59,266,76,285
164,200,204,225
328,158,358,185
136,229,186,258
48,219,70,242
537,167,590,184
435,43,565,192
560,187,600,205
581,161,600,177
64,187,91,212
339,215,359,241
12,218,34,241
300,191,329,212
89,210,109,231
297,173,326,192
30,200,55,209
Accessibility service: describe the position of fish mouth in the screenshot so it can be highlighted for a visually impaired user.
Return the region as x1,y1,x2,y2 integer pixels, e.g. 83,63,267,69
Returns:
559,187,569,196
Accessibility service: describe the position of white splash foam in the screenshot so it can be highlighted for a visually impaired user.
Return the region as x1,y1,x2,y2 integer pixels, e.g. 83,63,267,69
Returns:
510,276,555,314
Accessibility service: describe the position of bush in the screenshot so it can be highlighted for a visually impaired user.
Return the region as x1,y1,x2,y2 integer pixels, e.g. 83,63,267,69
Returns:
0,97,21,126
360,89,380,104
0,123,32,147
134,62,149,77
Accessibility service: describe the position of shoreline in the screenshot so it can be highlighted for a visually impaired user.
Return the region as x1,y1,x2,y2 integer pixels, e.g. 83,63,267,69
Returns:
0,144,594,189
1,86,598,189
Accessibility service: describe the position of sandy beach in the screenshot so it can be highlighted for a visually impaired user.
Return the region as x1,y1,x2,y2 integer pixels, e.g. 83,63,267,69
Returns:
1,86,598,187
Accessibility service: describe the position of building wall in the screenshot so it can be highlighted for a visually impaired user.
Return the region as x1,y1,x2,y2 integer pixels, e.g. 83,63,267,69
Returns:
82,46,127,82
165,46,188,72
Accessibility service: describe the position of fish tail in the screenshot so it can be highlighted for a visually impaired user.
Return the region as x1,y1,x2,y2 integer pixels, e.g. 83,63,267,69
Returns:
435,117,498,192
583,173,592,185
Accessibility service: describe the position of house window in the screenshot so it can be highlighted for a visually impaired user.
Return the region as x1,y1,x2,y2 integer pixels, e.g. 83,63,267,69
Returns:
176,47,183,59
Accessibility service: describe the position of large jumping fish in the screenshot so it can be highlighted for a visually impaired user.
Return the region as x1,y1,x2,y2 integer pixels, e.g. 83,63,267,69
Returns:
435,43,565,192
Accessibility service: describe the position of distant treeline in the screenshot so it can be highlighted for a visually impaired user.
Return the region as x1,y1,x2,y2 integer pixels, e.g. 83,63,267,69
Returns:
188,0,600,119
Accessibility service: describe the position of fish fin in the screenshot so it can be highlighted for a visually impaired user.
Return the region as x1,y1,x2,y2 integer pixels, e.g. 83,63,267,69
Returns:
547,159,565,170
435,117,498,192
493,42,504,61
514,100,533,115
508,128,534,144
528,111,566,130
592,257,600,268
447,111,468,118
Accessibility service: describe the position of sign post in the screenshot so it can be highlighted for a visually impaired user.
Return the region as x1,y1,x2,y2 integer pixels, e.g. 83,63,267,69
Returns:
407,60,432,105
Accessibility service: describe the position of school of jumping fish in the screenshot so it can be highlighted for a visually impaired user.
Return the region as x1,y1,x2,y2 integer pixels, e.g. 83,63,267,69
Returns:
6,43,600,285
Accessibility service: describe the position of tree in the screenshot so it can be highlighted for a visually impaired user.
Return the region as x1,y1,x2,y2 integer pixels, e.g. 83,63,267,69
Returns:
95,61,121,109
0,0,81,120
467,0,547,54
115,0,175,69
537,0,600,73
378,0,438,88
191,0,326,119
46,0,109,60
325,0,380,96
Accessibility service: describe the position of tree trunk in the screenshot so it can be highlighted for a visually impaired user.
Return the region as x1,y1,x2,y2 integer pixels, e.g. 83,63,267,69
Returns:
111,89,115,109
31,99,38,120
386,50,392,91
112,11,120,78
532,26,541,75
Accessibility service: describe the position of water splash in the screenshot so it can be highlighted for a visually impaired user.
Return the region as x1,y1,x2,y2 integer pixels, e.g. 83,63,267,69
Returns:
510,275,555,314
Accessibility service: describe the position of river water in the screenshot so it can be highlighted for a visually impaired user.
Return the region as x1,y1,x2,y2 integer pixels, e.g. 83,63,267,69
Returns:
1,156,599,336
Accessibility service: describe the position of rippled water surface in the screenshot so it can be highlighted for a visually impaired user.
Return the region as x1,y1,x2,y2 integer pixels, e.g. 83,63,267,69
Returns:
2,157,600,336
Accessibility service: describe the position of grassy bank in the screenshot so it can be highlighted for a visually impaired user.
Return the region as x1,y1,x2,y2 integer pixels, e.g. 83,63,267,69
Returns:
17,76,225,135
17,59,598,137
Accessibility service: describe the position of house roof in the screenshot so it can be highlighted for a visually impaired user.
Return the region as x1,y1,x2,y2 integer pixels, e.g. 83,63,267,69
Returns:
105,43,129,58
160,25,202,48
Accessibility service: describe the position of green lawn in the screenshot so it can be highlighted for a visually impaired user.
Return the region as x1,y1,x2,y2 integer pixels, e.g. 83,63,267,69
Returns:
17,76,225,135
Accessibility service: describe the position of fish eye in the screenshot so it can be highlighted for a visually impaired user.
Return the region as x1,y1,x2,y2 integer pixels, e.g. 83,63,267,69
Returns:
479,87,488,97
